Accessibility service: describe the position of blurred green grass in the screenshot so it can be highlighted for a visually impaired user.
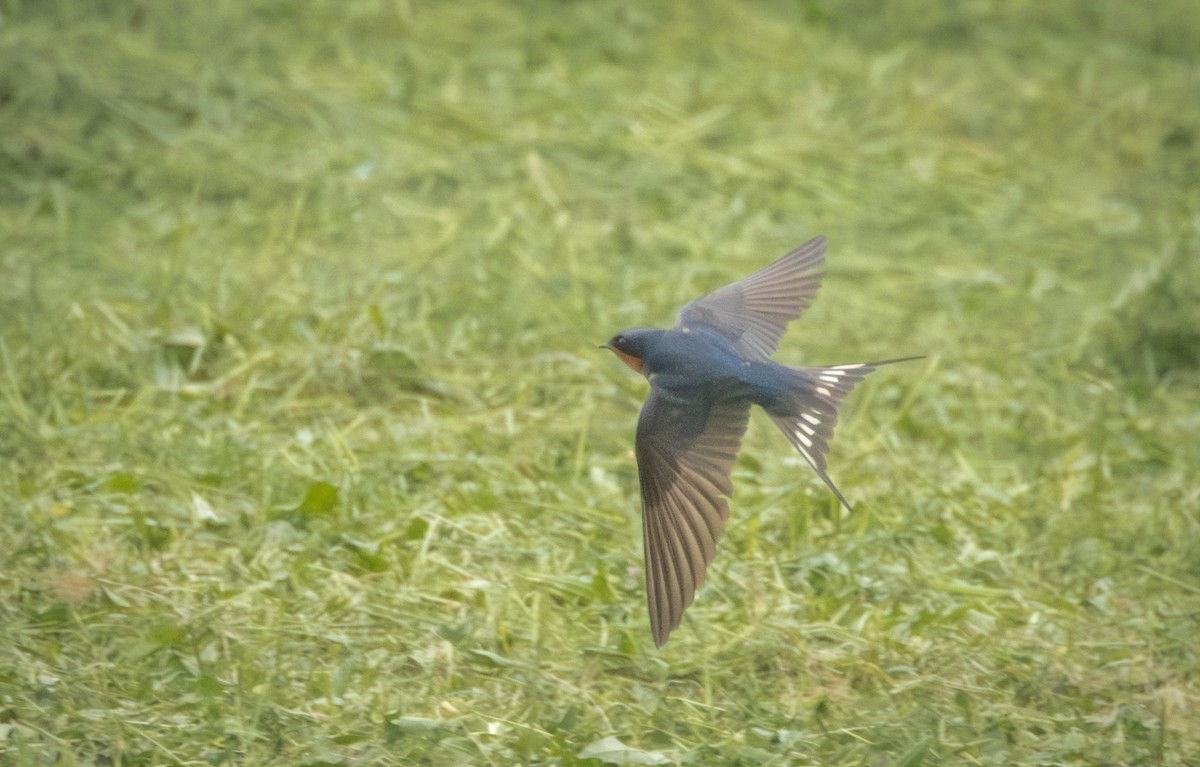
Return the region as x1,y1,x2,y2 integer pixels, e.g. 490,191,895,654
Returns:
2,1,1198,764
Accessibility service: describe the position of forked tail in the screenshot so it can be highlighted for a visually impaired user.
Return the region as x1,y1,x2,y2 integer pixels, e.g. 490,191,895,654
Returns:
767,357,922,511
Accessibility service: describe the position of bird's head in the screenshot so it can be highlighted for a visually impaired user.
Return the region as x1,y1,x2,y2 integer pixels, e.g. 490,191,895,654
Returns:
601,328,656,374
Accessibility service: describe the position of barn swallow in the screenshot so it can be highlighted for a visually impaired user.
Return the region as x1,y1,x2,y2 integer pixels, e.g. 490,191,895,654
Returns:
603,236,920,647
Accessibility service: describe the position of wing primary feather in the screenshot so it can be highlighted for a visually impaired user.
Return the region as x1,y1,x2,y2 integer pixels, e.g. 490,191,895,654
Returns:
676,236,828,360
636,392,752,646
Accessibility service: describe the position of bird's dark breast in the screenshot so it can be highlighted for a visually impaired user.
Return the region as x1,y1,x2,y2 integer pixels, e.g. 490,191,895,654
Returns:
640,330,763,446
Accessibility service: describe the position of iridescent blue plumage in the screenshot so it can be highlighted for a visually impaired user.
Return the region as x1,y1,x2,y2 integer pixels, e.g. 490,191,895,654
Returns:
603,236,920,647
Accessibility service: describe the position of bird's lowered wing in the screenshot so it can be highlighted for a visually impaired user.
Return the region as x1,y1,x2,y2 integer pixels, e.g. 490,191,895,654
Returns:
635,388,752,646
677,236,827,360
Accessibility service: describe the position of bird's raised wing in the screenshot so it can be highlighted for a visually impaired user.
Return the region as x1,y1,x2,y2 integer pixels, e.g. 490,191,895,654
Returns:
677,236,827,360
635,388,752,647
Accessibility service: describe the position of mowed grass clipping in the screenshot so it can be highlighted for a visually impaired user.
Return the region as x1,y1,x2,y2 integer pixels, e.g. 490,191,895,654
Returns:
2,1,1199,765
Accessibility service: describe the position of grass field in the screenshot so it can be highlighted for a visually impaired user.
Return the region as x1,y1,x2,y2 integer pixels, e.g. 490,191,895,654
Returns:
3,1,1199,764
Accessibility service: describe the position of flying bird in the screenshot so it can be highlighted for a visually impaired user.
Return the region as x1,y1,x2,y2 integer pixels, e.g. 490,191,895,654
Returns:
602,236,919,647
